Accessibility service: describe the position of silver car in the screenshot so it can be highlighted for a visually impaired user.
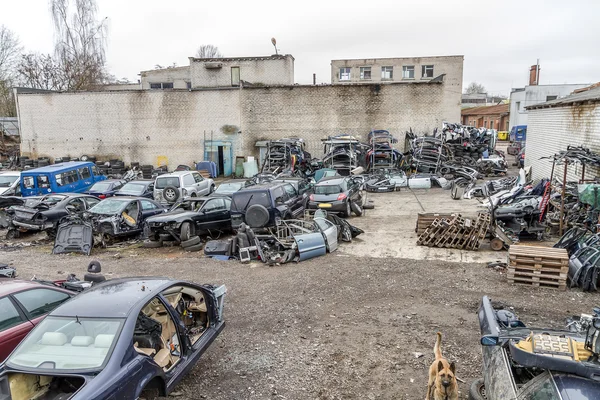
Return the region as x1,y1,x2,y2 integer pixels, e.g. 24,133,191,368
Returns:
153,171,215,204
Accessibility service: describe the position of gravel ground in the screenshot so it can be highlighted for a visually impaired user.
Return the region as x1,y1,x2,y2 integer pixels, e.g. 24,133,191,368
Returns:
2,242,598,400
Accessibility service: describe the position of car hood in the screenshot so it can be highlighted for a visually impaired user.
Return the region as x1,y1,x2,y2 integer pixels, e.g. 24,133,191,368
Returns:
146,210,197,224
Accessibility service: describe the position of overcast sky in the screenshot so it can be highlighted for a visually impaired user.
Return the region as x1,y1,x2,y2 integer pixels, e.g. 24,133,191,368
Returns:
2,0,599,95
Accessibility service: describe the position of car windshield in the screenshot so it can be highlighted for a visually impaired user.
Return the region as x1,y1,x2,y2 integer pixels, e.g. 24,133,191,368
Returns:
170,199,206,212
89,199,129,215
8,316,123,371
215,183,243,194
315,185,343,195
89,182,112,192
232,191,270,211
118,183,146,194
0,175,18,188
155,177,180,189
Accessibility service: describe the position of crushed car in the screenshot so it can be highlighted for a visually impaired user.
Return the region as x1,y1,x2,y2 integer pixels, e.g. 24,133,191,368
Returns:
470,296,600,400
0,277,226,400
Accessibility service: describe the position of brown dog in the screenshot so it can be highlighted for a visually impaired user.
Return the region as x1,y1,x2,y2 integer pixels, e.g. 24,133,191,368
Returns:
426,332,458,400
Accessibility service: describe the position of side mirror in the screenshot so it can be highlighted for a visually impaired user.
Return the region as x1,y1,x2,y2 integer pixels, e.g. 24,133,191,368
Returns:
480,335,499,346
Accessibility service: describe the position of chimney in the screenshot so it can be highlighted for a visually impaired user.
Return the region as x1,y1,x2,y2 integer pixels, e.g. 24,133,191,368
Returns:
529,63,540,86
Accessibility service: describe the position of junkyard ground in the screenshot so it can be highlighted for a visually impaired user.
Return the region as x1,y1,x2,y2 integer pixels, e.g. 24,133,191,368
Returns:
2,154,595,399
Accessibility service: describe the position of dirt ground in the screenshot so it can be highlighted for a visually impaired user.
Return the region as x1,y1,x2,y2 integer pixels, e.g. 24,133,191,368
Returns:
2,160,596,399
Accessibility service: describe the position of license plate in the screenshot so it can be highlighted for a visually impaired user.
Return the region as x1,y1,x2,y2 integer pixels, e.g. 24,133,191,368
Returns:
318,203,332,208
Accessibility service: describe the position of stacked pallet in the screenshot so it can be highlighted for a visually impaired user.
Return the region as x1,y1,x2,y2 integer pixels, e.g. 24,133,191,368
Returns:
415,213,457,235
417,213,491,250
507,245,568,290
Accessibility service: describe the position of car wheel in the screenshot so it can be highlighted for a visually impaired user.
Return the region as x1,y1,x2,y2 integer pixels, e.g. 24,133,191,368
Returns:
181,235,201,248
180,222,195,242
245,204,270,228
351,201,363,217
210,184,215,194
184,243,203,252
163,186,180,203
5,229,20,240
138,387,159,400
190,192,197,197
143,240,163,248
468,378,487,400
344,200,352,218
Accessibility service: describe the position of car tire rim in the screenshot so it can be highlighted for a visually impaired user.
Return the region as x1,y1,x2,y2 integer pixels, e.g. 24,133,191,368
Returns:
165,189,175,200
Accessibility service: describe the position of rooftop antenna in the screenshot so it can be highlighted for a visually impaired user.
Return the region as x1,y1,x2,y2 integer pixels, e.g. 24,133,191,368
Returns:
271,37,278,55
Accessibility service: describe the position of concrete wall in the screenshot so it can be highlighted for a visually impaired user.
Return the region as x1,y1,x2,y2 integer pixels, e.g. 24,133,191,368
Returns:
189,55,294,88
509,84,589,129
525,103,600,181
17,81,458,169
140,67,190,90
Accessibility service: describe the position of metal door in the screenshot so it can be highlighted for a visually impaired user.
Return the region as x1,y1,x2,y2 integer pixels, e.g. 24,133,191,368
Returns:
223,144,232,177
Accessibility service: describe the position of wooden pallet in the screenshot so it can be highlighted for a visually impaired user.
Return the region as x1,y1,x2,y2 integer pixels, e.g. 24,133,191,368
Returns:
415,213,457,235
417,212,490,250
197,169,211,178
507,245,568,290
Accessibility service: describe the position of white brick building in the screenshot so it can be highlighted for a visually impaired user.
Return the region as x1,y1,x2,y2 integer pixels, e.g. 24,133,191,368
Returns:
525,86,600,181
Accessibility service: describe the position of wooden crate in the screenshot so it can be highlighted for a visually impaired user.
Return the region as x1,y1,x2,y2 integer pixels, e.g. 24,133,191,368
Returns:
507,245,569,290
197,170,211,179
415,213,457,235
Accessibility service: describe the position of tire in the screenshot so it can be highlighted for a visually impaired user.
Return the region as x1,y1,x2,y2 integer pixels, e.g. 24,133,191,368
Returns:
351,201,363,217
209,184,215,194
5,229,20,240
162,240,177,247
143,240,163,248
190,193,197,197
468,378,487,400
184,243,203,252
84,273,106,283
181,235,201,248
158,233,172,241
245,204,270,228
180,222,195,242
162,186,180,203
343,200,352,218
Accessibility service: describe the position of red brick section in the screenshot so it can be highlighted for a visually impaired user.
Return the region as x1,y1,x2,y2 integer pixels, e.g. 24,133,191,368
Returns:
461,103,509,130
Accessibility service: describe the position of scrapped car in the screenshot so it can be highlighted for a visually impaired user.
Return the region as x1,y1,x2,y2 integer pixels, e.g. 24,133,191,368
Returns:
145,197,232,242
567,245,600,291
211,179,251,197
273,177,314,197
154,171,215,204
471,296,600,400
85,179,127,199
0,277,226,400
307,176,364,217
86,197,165,238
0,279,73,362
114,180,155,199
0,171,21,196
8,193,100,237
230,182,306,230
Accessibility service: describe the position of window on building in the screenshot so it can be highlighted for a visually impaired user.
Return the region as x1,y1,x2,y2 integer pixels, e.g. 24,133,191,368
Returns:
402,66,415,79
339,67,351,81
231,67,240,86
186,81,192,89
516,101,521,111
546,95,558,101
381,66,393,80
421,65,434,78
360,67,371,80
149,82,173,90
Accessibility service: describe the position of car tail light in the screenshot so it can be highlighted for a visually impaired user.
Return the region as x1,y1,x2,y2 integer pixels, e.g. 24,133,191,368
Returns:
309,194,314,201
337,193,347,201
182,188,188,196
98,194,106,199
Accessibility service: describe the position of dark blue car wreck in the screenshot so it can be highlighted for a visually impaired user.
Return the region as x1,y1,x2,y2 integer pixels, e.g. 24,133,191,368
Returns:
0,277,226,400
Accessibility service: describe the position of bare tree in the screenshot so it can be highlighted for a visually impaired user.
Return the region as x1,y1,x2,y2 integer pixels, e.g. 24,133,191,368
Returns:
0,25,22,80
464,82,486,94
195,45,222,58
17,53,67,91
50,0,108,90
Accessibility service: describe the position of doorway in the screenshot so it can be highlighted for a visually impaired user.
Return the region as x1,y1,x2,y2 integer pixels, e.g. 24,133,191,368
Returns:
217,146,224,177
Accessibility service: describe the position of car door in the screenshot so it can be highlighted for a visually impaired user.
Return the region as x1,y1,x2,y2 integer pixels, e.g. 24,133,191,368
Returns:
0,296,34,362
198,198,228,230
140,200,164,220
145,183,155,199
314,218,338,252
11,288,71,327
193,173,208,195
283,183,302,217
83,196,101,210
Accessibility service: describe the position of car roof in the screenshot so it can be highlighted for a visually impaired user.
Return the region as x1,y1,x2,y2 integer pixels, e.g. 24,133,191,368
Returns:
0,171,20,176
157,171,193,177
50,277,174,318
220,179,247,183
317,177,346,185
124,180,153,185
97,179,125,183
238,182,286,192
0,279,60,297
20,161,95,174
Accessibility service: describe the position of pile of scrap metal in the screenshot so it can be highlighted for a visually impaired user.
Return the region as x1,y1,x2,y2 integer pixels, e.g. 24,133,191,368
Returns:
261,138,312,174
416,212,491,250
322,135,369,176
204,212,363,264
366,130,403,171
554,227,600,291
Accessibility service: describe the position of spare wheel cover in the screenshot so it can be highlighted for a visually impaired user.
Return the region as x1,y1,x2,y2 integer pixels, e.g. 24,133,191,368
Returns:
245,204,270,228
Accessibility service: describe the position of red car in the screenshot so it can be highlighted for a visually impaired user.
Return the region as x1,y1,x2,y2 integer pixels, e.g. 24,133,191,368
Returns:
0,279,73,362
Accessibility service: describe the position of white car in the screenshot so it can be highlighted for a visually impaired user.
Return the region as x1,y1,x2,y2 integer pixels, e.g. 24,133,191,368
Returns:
0,171,21,196
153,170,215,204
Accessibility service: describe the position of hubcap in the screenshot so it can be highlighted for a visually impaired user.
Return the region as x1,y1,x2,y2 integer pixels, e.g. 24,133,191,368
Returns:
165,189,176,199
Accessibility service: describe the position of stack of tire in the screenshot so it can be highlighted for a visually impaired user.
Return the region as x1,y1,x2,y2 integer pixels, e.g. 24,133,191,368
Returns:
141,165,153,179
96,160,110,175
107,160,125,177
19,157,33,168
143,222,203,252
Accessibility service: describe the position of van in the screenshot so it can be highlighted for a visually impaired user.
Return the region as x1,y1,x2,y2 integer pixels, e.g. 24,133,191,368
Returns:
0,171,21,196
20,162,106,197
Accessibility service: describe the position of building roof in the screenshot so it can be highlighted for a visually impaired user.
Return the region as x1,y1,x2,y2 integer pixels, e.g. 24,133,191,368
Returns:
189,54,294,62
527,85,600,110
461,103,509,116
331,55,464,62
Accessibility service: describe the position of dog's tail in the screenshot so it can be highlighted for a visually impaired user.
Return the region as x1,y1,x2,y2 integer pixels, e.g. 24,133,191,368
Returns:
434,332,443,359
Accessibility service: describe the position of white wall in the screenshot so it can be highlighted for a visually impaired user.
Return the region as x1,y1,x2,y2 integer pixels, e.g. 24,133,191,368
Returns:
140,67,190,90
509,84,590,129
525,103,600,181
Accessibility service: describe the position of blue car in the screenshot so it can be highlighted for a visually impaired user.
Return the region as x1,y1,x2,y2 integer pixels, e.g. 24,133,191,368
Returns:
0,277,226,399
85,179,127,199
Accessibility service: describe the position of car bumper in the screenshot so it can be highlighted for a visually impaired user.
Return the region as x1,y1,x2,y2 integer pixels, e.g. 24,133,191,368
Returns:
11,220,52,231
308,200,345,212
